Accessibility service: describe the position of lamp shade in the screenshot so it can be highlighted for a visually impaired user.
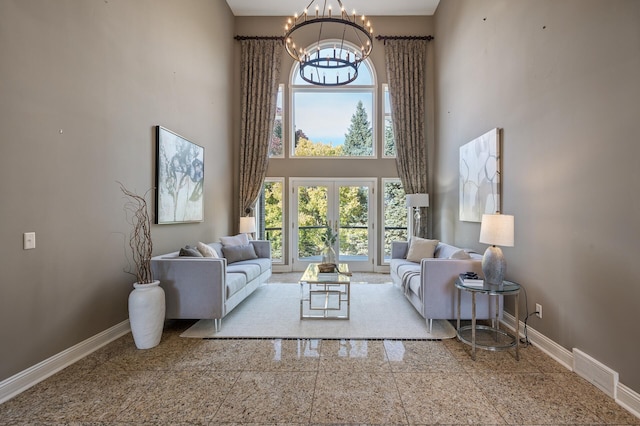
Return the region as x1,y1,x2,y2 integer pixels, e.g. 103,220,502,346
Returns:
479,214,514,247
406,193,430,208
239,216,256,234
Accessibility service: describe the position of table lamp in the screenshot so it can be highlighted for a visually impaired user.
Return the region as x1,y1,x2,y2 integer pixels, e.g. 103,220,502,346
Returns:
479,213,514,285
406,193,429,237
239,216,256,240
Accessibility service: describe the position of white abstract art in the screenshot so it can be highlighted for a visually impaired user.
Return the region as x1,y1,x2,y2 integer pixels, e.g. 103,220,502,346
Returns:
155,126,204,224
459,128,501,222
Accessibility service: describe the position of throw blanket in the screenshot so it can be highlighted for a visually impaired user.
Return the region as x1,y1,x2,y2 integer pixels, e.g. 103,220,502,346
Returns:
401,271,421,298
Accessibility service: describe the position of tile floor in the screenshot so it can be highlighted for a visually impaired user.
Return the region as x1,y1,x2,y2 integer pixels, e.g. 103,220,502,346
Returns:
1,319,638,425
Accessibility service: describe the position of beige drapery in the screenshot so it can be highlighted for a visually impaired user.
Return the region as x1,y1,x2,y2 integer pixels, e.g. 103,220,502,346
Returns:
384,39,429,237
238,39,282,218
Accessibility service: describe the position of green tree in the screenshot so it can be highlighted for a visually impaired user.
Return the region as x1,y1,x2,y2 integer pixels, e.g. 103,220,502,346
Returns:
383,181,408,257
294,138,343,157
343,100,373,156
269,118,283,157
263,181,283,259
384,118,396,156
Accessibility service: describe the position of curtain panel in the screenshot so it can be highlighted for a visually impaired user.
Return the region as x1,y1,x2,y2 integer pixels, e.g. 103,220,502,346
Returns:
238,39,282,218
384,39,429,237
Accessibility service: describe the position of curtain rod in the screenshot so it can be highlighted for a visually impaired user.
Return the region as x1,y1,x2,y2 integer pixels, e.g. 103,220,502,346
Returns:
234,35,284,41
375,35,434,44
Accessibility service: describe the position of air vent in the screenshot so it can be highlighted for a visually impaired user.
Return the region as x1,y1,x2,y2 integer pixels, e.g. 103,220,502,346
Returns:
573,348,618,398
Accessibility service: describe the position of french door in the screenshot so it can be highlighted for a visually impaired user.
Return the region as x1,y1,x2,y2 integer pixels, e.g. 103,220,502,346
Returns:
291,178,376,272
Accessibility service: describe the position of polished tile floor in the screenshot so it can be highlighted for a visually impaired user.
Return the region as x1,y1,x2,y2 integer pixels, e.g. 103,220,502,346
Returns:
1,319,638,425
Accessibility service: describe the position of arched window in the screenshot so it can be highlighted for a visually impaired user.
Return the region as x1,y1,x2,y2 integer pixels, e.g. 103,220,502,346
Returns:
290,39,376,157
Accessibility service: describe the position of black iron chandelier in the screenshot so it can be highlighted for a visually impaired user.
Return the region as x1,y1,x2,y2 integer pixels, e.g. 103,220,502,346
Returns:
284,0,374,86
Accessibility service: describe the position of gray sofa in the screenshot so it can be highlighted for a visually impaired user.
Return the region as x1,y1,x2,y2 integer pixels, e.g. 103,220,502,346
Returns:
151,240,271,331
390,241,502,331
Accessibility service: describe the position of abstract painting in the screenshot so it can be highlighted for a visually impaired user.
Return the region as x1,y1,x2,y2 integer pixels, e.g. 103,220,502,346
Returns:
459,128,501,222
155,126,204,224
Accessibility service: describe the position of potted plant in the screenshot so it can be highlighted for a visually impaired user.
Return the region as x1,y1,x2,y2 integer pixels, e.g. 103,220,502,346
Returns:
119,182,165,349
320,226,338,265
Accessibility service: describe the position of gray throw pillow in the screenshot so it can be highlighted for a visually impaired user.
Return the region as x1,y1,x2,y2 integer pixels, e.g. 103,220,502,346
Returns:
179,246,203,257
222,244,258,264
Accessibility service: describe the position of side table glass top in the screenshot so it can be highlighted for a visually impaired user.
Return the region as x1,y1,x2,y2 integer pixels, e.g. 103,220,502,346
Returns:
455,277,520,295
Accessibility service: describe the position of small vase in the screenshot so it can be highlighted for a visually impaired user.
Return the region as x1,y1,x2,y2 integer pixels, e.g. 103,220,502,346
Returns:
128,280,165,349
321,246,337,264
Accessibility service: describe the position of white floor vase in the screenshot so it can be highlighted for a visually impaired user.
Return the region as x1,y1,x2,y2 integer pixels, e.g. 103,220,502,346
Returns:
128,280,165,349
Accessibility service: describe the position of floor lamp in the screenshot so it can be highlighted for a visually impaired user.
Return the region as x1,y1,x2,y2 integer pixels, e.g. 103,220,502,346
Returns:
406,193,429,238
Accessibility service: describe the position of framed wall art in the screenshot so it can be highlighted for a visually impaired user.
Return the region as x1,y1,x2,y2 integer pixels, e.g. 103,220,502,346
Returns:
459,128,501,222
155,126,204,224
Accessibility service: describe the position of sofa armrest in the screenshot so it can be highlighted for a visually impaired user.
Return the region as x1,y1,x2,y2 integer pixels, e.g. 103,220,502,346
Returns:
250,240,271,259
419,257,500,319
391,241,409,259
151,257,227,319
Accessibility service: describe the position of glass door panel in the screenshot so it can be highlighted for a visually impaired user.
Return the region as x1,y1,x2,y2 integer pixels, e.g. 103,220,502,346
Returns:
292,179,375,272
338,185,370,263
296,183,330,264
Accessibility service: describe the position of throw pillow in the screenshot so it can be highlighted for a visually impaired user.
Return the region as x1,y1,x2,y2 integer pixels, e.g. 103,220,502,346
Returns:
220,233,250,247
449,249,471,260
406,237,440,262
222,244,258,264
196,241,218,258
179,246,203,257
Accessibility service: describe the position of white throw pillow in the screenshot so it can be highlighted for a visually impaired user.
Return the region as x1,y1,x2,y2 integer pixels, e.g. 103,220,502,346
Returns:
220,233,250,247
449,249,471,260
196,242,219,258
406,237,440,262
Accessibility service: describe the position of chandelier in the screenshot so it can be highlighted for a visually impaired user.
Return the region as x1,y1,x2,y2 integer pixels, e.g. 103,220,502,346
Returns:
284,0,374,86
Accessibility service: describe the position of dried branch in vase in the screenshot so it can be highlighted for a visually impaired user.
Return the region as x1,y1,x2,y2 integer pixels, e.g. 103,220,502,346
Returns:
118,182,154,284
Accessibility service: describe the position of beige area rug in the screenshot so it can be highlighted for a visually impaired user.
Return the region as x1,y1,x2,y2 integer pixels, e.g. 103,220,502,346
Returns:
180,283,457,340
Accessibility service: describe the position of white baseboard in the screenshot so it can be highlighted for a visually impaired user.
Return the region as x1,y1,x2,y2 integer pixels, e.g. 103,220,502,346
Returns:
0,320,130,404
502,312,640,419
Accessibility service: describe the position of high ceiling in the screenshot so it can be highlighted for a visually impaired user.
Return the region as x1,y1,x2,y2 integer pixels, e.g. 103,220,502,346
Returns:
225,0,440,16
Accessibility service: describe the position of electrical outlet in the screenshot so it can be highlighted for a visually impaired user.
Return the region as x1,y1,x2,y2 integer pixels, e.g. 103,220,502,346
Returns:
535,303,542,319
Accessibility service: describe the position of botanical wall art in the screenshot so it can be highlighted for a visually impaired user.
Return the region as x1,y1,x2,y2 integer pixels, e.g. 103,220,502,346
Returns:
459,128,501,222
155,126,204,224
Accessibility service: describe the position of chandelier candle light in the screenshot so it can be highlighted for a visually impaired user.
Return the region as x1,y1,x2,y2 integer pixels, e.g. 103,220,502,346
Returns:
284,0,374,86
479,213,515,286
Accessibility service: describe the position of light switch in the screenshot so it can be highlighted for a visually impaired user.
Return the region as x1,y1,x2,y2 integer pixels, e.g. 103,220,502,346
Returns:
23,232,36,250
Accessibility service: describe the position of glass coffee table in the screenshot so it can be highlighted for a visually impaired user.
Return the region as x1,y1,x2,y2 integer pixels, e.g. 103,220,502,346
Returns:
299,263,351,319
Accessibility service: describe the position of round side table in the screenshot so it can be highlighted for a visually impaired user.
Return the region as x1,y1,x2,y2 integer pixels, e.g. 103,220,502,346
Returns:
455,277,520,361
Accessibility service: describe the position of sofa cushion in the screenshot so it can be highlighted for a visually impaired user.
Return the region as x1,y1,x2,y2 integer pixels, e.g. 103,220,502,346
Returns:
226,272,247,298
234,257,271,274
406,237,439,262
222,244,258,264
220,233,250,247
227,263,262,282
196,241,219,258
179,246,203,257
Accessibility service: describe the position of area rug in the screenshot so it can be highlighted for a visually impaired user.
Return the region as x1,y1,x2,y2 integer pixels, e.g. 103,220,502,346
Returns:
180,283,457,340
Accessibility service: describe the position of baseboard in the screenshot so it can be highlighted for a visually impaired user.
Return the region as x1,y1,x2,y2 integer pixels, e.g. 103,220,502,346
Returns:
0,320,130,404
502,312,640,419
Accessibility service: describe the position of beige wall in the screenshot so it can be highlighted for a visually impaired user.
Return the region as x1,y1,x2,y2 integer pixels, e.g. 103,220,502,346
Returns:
233,16,434,266
433,0,640,392
0,0,235,381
